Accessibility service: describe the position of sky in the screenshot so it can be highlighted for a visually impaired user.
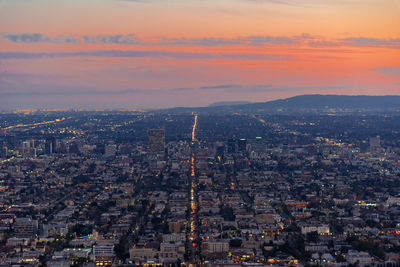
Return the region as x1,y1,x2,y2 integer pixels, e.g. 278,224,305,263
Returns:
0,0,399,110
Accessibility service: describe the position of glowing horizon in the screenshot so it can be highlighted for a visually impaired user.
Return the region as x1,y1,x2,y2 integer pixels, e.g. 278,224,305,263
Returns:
1,0,399,109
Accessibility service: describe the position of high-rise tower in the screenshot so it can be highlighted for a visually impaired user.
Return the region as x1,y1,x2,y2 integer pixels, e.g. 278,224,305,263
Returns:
45,137,57,154
369,136,381,154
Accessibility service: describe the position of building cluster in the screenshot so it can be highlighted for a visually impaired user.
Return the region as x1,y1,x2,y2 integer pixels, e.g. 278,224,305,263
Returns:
0,112,399,266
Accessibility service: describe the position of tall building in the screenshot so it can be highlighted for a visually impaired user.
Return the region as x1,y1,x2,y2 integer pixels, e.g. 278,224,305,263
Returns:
282,143,289,153
148,129,165,157
238,138,247,152
227,139,236,154
30,139,35,149
1,143,7,159
359,140,369,153
45,137,57,154
252,136,266,153
22,141,31,151
104,143,117,157
6,135,17,150
369,136,381,154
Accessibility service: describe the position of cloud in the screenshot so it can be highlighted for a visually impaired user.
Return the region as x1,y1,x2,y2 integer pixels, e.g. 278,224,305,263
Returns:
2,32,312,46
161,34,315,47
1,33,141,45
2,33,78,44
82,34,142,44
343,37,400,49
2,32,400,49
199,84,237,90
199,84,275,93
0,50,291,61
3,33,47,43
198,84,342,93
161,37,245,46
375,66,400,76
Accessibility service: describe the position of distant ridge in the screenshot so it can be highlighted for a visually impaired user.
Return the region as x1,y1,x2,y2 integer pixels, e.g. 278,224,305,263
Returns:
162,95,400,114
240,94,400,110
208,101,252,107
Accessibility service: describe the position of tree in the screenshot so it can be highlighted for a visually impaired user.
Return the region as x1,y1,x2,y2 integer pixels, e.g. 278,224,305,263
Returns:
114,234,130,262
306,231,319,243
220,205,235,221
229,238,242,248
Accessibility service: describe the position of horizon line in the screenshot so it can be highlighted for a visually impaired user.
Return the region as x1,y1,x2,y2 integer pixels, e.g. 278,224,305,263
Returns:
2,94,400,113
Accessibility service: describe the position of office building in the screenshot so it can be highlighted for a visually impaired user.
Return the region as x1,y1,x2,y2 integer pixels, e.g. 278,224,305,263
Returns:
238,138,247,152
252,136,266,153
369,136,381,154
45,137,57,154
227,139,236,154
104,143,117,157
6,135,17,150
1,144,7,159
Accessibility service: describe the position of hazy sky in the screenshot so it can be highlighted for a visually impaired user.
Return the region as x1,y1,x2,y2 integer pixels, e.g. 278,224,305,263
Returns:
1,0,399,109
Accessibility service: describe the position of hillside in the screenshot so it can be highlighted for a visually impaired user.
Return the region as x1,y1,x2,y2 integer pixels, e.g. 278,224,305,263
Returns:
161,95,400,114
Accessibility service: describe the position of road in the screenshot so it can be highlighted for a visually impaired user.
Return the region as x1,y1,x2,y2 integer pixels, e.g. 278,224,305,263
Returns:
3,117,69,130
187,115,201,266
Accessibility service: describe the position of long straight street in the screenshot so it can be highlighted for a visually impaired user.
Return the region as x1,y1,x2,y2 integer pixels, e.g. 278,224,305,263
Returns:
187,115,200,266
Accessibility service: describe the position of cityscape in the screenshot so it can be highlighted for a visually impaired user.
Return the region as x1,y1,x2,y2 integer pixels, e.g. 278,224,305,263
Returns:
1,0,400,266
0,104,400,266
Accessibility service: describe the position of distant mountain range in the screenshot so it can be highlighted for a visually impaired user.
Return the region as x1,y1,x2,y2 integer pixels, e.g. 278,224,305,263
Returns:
208,101,252,107
163,95,400,114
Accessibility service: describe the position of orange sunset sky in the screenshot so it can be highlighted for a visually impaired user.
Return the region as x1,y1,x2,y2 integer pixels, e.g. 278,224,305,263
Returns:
0,0,399,109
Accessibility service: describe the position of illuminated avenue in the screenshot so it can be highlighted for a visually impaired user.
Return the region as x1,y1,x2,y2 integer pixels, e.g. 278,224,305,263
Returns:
187,115,200,265
4,117,69,130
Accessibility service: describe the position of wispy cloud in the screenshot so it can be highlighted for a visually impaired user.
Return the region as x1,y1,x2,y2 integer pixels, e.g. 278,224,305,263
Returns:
0,50,291,61
199,84,274,93
82,34,142,44
198,84,341,93
375,66,400,76
1,33,141,45
2,32,312,46
343,37,400,49
2,32,400,49
161,34,313,46
2,33,78,44
199,84,237,90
